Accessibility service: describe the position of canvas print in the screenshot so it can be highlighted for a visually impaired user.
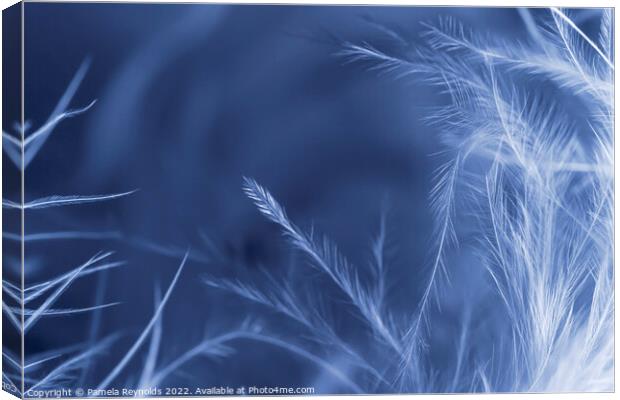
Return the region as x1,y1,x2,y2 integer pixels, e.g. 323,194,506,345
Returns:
1,3,614,397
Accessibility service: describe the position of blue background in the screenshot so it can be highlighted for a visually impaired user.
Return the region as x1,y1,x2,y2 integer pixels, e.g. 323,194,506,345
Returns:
4,4,607,395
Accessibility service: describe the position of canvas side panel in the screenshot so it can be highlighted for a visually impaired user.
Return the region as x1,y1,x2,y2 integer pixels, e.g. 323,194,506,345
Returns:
2,2,23,398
